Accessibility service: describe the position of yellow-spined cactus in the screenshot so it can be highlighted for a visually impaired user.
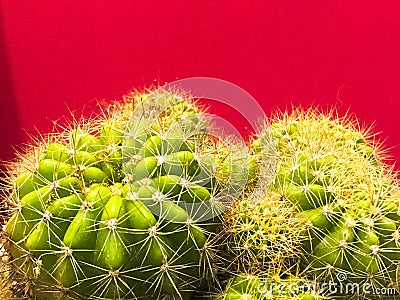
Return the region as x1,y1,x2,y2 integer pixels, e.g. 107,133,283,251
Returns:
218,107,400,299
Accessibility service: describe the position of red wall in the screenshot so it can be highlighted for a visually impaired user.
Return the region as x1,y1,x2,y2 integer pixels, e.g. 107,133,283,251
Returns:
1,1,400,165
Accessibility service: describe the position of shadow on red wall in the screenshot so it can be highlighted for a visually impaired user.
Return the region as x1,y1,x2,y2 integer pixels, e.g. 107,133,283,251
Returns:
0,6,22,162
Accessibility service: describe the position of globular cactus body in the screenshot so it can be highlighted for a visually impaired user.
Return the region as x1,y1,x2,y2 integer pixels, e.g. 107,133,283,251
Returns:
2,91,236,300
218,108,400,299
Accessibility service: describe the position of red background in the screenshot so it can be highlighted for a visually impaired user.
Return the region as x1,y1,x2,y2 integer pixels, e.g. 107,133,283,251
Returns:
1,1,400,165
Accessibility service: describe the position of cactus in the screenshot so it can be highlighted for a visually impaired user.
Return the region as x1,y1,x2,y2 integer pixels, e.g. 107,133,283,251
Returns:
229,108,400,299
1,89,250,299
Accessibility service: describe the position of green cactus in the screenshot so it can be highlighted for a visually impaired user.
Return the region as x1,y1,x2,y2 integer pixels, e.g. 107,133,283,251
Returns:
1,90,248,299
215,108,400,299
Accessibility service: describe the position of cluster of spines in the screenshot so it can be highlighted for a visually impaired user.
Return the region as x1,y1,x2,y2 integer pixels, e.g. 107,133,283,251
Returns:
216,189,307,274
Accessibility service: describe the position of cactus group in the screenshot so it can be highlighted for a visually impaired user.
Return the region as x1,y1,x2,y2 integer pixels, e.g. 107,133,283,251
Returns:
2,88,400,300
